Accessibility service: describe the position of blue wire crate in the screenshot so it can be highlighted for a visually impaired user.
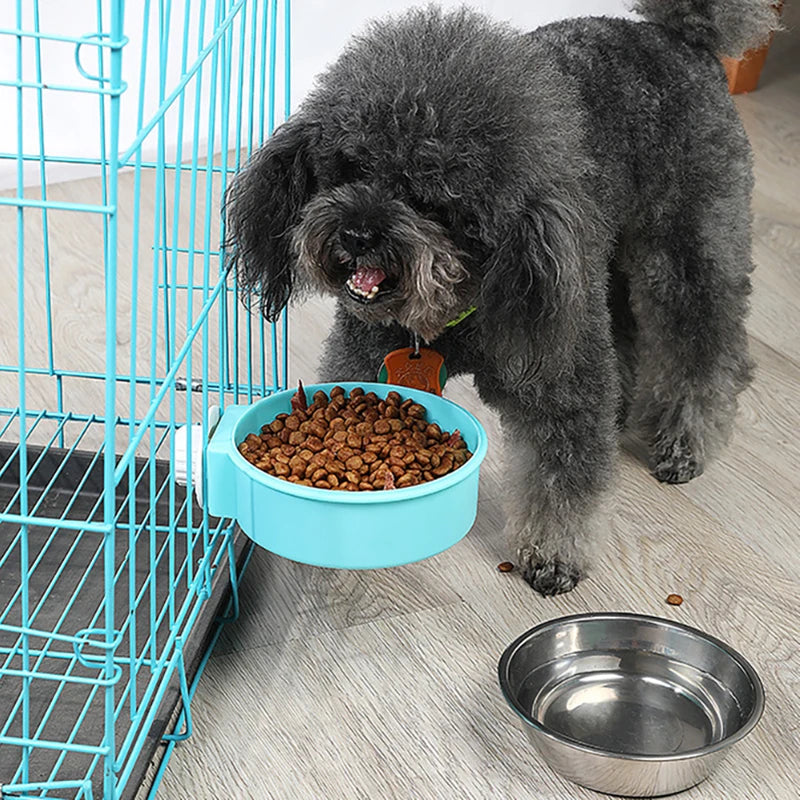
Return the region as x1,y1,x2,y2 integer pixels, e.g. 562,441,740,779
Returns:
0,2,290,798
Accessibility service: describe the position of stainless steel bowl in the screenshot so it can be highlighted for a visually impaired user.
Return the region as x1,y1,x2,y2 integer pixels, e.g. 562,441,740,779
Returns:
498,613,764,797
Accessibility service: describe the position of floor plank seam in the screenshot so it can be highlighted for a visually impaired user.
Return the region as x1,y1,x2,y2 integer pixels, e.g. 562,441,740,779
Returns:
748,330,800,374
211,594,471,660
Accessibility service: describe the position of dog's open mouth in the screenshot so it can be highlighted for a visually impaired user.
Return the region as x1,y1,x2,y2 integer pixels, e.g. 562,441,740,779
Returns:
345,264,393,303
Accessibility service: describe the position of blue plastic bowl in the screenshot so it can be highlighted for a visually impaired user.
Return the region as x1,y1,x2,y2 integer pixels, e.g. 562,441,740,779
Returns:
206,382,488,569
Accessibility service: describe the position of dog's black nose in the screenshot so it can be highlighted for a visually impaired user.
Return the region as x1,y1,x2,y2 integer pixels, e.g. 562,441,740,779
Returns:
340,227,379,256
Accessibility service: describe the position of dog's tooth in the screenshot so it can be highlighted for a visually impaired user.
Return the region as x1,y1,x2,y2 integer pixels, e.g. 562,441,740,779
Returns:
346,277,379,299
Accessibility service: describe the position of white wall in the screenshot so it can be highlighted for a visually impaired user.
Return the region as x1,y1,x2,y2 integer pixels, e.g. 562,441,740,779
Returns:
290,1,634,112
1,1,633,190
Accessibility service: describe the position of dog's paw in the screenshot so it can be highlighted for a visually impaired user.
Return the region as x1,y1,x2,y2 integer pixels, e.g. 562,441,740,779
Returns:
519,550,582,596
650,435,704,485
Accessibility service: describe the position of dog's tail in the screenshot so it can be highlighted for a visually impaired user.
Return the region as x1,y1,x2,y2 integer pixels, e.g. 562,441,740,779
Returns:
632,0,780,58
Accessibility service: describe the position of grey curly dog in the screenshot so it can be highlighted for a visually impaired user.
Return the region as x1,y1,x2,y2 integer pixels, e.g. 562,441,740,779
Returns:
225,0,779,595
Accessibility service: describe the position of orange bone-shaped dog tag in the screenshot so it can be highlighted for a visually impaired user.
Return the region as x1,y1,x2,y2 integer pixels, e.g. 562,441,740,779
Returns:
378,347,447,395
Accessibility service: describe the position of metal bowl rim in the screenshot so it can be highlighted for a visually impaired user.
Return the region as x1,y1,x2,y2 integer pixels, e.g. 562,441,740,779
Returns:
498,612,765,762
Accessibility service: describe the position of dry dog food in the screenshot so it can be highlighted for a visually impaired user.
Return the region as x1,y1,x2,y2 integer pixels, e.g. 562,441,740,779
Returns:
497,561,515,573
666,593,684,606
237,381,472,491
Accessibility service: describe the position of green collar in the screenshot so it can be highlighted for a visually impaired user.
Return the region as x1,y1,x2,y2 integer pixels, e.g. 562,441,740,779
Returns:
445,305,477,328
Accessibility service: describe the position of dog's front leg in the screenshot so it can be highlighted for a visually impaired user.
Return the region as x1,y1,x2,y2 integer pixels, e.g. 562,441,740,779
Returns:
318,303,406,383
480,367,619,597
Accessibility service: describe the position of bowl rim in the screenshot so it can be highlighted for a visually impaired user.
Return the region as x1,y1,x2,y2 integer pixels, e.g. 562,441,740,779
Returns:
497,611,765,762
230,381,489,504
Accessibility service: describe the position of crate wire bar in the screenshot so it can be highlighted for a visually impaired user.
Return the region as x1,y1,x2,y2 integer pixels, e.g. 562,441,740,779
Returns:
0,1,289,798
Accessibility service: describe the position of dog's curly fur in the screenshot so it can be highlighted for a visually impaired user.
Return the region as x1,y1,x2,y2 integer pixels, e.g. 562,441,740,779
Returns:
225,1,778,595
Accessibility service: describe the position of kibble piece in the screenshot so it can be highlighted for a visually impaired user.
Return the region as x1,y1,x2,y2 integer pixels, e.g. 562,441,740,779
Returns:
345,455,363,471
433,454,454,477
497,561,514,573
407,403,425,419
666,593,683,606
373,419,391,434
288,431,306,446
284,415,300,431
328,459,346,475
309,422,328,439
338,446,355,461
305,436,324,453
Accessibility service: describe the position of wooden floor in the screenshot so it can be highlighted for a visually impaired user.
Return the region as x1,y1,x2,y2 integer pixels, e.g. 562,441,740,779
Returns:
154,15,800,800
2,9,796,800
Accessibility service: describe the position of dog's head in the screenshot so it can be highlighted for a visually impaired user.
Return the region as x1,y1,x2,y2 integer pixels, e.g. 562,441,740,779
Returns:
226,7,597,348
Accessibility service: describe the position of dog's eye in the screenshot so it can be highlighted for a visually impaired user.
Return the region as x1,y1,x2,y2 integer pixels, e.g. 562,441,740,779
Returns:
333,154,365,184
411,198,448,225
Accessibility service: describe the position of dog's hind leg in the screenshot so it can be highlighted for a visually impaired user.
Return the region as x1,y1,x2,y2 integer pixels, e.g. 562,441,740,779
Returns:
608,262,639,429
621,205,754,484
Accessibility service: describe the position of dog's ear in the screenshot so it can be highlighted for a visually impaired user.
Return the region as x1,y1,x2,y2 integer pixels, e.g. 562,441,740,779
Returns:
478,196,592,380
224,117,318,321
